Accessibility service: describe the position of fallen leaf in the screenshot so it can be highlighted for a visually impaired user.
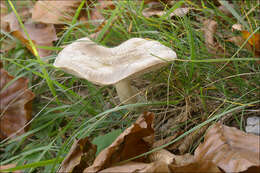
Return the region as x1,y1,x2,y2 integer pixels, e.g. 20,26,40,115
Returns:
241,30,260,55
32,0,82,24
169,160,221,173
195,123,260,172
203,19,217,46
203,19,222,54
12,22,57,58
3,10,31,32
0,163,22,173
0,2,9,32
98,161,170,173
84,112,155,172
227,31,260,58
0,62,35,139
59,137,97,173
148,149,221,173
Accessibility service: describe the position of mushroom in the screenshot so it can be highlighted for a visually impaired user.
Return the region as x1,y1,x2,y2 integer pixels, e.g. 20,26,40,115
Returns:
54,37,177,109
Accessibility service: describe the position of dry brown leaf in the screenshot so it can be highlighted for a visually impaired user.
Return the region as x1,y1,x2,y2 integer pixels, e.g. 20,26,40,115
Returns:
84,112,155,173
98,161,170,173
2,8,57,58
32,0,81,24
10,21,57,58
98,162,149,173
3,10,31,32
59,137,97,173
169,160,221,173
195,123,260,173
0,163,22,173
149,149,221,172
0,62,35,139
0,2,9,32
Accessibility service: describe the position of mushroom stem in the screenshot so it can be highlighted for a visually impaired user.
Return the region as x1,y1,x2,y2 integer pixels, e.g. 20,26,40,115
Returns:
115,78,139,106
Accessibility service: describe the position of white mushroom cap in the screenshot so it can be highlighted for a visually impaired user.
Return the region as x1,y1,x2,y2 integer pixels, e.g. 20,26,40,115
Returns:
54,37,177,85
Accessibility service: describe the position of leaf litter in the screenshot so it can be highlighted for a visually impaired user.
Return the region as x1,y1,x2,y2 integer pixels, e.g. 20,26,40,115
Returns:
0,62,35,139
0,1,259,173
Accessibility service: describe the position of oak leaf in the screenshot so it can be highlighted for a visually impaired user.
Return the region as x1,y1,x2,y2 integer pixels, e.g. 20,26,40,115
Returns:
59,137,97,173
84,112,155,172
0,62,35,139
195,123,260,173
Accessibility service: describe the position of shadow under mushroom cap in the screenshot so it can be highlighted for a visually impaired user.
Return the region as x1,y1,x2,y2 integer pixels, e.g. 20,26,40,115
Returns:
54,37,177,85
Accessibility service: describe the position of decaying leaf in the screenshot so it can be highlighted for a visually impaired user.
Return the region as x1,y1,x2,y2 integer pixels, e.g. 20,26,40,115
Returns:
0,62,35,139
0,2,9,32
12,21,58,58
203,19,224,55
227,30,260,57
3,10,31,32
99,161,170,173
84,112,155,172
32,0,81,24
59,137,97,173
3,9,57,58
241,31,260,55
169,160,221,173
0,163,22,173
195,123,260,173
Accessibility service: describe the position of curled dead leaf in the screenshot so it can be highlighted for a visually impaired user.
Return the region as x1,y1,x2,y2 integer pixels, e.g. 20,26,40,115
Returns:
0,63,35,139
195,123,260,173
84,112,155,173
59,137,97,173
